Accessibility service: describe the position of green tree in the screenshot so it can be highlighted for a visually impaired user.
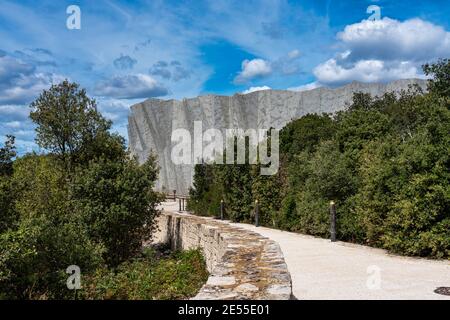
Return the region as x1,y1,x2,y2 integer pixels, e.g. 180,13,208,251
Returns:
71,155,162,267
183,59,450,259
0,135,16,176
29,80,122,171
423,58,450,97
0,136,17,232
188,163,223,216
280,113,335,157
0,154,104,299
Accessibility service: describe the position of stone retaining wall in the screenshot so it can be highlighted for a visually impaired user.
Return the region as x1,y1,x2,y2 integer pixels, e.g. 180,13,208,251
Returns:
153,211,292,300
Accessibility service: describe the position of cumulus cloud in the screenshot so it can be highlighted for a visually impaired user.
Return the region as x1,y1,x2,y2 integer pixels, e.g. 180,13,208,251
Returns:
0,104,37,153
97,99,130,123
241,86,271,94
273,49,302,75
94,74,168,99
13,48,56,67
313,17,450,85
0,55,64,105
315,59,423,85
0,105,30,123
172,66,190,81
235,51,301,84
149,60,190,81
149,63,171,79
234,59,272,83
287,82,321,92
113,54,137,70
337,18,450,62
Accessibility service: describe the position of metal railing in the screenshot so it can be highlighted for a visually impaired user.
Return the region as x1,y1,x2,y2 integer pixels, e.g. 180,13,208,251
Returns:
163,191,190,212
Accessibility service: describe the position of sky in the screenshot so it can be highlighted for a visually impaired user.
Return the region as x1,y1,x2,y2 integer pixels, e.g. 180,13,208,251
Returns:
0,0,449,154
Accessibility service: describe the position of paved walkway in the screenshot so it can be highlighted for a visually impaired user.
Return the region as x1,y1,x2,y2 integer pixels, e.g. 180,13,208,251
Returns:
160,202,450,300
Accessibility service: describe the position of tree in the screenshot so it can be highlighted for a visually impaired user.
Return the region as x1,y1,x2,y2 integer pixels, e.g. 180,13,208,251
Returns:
71,155,162,267
188,163,222,216
280,113,335,158
184,59,450,258
0,154,104,299
0,136,17,232
423,58,450,98
29,80,116,171
0,135,16,176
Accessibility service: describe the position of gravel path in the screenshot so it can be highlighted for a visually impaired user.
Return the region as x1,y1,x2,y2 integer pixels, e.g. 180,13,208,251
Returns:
161,202,450,300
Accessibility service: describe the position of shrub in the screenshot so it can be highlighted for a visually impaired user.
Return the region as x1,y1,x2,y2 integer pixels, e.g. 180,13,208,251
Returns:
188,60,450,259
71,155,162,267
0,208,104,300
81,248,208,300
0,154,105,299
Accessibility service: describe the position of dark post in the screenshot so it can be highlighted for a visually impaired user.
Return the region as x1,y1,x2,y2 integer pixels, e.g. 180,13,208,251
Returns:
220,200,224,220
255,200,259,227
182,198,185,211
330,201,336,242
179,198,182,212
173,190,176,201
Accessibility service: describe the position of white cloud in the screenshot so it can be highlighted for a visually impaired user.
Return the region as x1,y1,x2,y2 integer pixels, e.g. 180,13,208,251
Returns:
337,18,450,62
0,105,30,122
234,59,272,83
313,17,450,85
241,86,271,94
0,104,36,153
287,49,300,59
314,59,423,85
0,55,65,105
113,54,137,70
97,99,130,123
5,121,22,129
287,82,321,92
94,74,168,99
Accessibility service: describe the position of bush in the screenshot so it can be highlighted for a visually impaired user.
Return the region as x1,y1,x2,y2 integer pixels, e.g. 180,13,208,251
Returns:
189,60,450,259
0,176,16,233
0,154,104,299
0,209,104,300
71,155,162,267
82,248,209,300
0,135,17,233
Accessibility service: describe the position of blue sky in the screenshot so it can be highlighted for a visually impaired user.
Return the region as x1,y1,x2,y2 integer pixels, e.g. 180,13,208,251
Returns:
1,0,450,153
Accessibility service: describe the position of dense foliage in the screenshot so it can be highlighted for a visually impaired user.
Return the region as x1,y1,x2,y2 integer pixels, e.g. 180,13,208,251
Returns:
189,60,450,259
82,247,208,300
0,81,202,299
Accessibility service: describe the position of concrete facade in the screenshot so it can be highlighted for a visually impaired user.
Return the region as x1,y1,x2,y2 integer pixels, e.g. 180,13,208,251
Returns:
128,79,427,194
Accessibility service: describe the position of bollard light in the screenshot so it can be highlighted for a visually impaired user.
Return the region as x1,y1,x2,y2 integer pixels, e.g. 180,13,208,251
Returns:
255,200,259,227
330,201,336,242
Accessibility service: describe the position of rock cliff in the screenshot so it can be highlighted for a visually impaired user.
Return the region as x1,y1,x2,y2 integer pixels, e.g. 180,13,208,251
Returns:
128,79,427,194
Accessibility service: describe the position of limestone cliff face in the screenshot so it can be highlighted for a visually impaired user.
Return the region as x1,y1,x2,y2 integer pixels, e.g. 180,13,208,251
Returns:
128,79,427,194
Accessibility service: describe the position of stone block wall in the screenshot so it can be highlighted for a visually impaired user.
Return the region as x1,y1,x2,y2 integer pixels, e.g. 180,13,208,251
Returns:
153,211,292,300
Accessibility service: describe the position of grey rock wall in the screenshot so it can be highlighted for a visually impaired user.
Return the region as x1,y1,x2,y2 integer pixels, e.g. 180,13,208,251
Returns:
128,79,427,194
153,210,292,300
